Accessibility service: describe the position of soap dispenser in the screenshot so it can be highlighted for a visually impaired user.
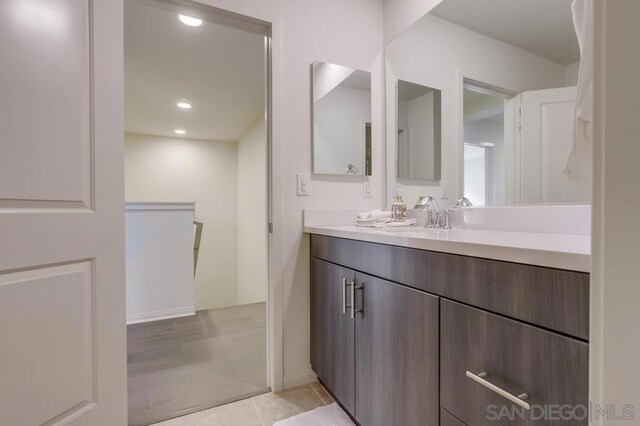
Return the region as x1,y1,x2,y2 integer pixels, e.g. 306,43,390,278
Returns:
391,194,407,221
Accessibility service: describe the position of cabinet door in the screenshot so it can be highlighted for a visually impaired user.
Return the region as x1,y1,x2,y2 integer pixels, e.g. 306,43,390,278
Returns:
355,272,440,425
310,258,355,414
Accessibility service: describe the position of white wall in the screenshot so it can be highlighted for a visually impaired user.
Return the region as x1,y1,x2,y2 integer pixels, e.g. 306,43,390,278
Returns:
187,0,385,390
237,117,268,305
591,0,640,421
124,133,239,310
565,61,580,86
383,0,443,43
386,14,567,206
314,86,371,174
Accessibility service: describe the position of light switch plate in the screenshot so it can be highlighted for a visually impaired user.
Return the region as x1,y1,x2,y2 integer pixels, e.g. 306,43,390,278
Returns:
297,173,310,196
363,180,372,198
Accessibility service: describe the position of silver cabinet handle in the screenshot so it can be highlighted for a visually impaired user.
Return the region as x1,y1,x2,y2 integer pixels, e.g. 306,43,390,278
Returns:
351,283,363,319
465,371,530,410
342,278,354,315
342,278,347,314
350,280,356,319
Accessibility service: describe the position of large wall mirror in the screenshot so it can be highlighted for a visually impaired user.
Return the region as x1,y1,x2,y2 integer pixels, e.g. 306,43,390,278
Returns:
312,61,372,176
385,0,589,206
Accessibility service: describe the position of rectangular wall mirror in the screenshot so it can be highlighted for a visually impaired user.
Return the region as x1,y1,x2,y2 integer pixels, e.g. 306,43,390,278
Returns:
396,80,442,182
385,0,589,206
312,61,372,176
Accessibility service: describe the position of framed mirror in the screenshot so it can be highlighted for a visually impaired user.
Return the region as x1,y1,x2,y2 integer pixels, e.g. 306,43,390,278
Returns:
312,61,372,176
385,0,588,206
396,80,441,182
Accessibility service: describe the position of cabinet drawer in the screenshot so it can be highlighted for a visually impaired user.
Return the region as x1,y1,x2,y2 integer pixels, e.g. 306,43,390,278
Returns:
310,234,589,339
441,408,466,426
440,300,588,425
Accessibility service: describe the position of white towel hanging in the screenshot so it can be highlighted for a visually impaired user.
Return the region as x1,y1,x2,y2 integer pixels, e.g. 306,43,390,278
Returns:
563,0,593,185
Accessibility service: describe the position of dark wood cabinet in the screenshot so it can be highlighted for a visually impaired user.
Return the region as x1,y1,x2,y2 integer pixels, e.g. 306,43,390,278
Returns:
441,408,467,426
311,234,589,340
309,235,589,426
440,299,588,425
310,258,356,415
355,272,439,426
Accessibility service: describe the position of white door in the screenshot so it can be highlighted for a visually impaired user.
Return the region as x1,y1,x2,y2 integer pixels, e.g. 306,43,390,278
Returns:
0,1,126,425
519,86,591,204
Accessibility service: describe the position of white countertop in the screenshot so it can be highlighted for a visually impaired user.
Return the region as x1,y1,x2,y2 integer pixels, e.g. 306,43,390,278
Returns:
304,224,591,272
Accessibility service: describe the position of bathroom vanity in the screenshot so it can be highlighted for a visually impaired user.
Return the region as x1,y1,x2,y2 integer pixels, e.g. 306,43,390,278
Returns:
306,0,592,421
306,213,590,426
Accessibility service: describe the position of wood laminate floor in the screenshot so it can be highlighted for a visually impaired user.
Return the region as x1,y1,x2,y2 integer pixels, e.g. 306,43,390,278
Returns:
127,302,268,426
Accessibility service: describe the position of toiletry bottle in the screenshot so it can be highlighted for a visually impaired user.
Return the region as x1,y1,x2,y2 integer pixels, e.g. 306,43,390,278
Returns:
391,194,407,221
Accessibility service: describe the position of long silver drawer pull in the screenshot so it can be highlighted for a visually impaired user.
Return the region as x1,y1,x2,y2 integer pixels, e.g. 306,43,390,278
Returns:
342,278,347,314
351,284,363,319
465,371,531,410
350,281,356,319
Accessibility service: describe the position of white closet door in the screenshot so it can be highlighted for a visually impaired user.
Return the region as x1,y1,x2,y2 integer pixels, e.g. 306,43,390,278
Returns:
0,1,127,425
520,86,590,204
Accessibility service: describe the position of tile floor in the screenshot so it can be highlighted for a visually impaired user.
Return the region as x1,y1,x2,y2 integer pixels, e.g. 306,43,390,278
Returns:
151,383,334,426
128,303,268,425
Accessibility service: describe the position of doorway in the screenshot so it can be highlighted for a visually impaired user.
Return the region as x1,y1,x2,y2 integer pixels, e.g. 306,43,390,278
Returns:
123,1,271,424
462,80,511,206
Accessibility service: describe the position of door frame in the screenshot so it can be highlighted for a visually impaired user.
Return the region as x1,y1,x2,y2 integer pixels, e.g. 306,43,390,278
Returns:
456,74,518,203
124,0,283,391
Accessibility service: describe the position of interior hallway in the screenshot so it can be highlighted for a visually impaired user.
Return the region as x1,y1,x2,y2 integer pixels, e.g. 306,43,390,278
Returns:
127,303,268,425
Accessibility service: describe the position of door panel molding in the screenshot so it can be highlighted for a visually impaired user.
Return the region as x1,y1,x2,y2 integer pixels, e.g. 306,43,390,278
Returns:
0,260,98,425
0,0,95,211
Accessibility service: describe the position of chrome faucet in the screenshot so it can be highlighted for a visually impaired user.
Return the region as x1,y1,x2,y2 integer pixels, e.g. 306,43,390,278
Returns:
414,195,439,210
414,196,441,228
455,197,473,208
346,163,359,175
413,195,455,229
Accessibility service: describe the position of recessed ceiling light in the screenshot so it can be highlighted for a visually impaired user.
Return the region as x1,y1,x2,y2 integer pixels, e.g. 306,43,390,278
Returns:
178,14,202,27
177,98,192,109
174,129,186,135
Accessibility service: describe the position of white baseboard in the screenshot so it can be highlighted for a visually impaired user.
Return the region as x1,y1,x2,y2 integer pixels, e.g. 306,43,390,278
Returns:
126,306,195,325
283,369,317,389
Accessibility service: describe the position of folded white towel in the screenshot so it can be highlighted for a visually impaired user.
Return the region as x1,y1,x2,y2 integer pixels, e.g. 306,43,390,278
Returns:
357,209,392,220
356,217,392,228
378,218,416,228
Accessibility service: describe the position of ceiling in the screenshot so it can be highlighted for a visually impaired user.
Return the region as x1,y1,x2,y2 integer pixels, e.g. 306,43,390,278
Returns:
431,0,579,65
124,1,265,141
464,89,504,124
342,70,372,92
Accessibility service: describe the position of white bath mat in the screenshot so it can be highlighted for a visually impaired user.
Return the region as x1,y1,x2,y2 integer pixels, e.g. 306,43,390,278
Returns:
273,403,355,426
